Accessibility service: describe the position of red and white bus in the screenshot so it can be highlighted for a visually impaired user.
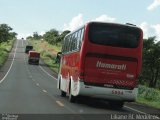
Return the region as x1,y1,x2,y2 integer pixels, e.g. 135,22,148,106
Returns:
57,22,143,108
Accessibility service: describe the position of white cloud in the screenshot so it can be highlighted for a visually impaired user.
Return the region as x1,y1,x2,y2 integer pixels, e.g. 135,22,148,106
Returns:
63,14,83,31
39,31,45,36
147,0,160,11
139,22,160,41
63,14,116,31
140,22,150,38
151,24,160,40
94,15,116,22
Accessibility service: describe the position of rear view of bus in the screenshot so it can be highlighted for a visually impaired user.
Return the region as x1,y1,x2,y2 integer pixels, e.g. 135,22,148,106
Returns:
79,22,143,107
58,21,143,108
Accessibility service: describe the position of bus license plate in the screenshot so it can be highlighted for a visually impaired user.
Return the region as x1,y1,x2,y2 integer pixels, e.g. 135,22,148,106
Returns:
112,90,123,95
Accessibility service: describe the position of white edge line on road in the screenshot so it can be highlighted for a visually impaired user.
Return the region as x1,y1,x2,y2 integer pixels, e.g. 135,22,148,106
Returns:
39,65,57,80
0,40,18,83
56,101,64,107
124,105,147,114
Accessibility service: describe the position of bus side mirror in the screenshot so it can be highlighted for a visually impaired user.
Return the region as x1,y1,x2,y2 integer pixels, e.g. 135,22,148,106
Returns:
55,52,62,63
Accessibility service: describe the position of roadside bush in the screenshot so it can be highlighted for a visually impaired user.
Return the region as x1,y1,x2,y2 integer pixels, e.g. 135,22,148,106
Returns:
138,85,160,101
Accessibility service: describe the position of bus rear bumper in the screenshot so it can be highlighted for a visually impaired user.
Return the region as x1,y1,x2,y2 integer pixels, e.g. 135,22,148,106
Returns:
77,81,138,102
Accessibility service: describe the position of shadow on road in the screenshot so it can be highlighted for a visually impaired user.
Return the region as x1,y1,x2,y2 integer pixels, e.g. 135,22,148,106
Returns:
77,96,125,110
60,95,129,112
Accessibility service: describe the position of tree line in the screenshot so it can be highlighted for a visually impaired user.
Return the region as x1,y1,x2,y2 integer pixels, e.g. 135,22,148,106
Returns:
27,29,160,89
27,29,70,45
0,23,17,45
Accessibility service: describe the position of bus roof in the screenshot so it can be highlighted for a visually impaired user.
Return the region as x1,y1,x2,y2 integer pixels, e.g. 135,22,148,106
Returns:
87,21,140,29
66,21,141,37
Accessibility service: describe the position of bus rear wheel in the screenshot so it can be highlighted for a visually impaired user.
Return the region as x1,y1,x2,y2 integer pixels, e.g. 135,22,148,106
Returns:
61,91,66,97
69,92,76,103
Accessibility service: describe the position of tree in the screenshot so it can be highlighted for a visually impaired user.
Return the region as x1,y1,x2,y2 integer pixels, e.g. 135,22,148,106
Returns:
0,24,13,44
33,32,41,40
9,32,17,40
141,37,160,88
26,36,33,40
43,29,59,45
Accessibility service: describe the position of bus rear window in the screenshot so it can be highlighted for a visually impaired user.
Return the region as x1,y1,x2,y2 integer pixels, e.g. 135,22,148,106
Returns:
88,23,141,48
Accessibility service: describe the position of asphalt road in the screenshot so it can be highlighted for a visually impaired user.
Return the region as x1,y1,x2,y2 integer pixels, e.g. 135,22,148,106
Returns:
0,39,159,120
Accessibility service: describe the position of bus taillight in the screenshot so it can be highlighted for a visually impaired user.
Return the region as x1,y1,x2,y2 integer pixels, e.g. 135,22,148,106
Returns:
79,71,85,81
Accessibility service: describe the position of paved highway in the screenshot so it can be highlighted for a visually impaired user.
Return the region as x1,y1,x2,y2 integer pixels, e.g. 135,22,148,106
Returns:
0,39,159,119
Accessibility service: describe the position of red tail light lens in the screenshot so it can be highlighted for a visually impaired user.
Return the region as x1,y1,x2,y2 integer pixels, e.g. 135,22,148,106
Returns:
79,70,85,81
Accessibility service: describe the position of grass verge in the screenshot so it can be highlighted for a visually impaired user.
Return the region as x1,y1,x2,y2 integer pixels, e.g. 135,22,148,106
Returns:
0,39,15,67
136,85,160,109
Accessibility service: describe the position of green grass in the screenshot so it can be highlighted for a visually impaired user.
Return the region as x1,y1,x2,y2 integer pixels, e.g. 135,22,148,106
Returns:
137,96,160,109
137,85,160,109
0,40,15,67
41,56,59,72
28,39,61,73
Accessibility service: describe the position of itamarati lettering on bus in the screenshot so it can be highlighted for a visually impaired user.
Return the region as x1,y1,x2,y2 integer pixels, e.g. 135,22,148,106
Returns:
96,61,127,70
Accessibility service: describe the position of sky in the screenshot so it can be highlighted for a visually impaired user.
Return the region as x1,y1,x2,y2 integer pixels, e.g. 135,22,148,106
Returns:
0,0,160,40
